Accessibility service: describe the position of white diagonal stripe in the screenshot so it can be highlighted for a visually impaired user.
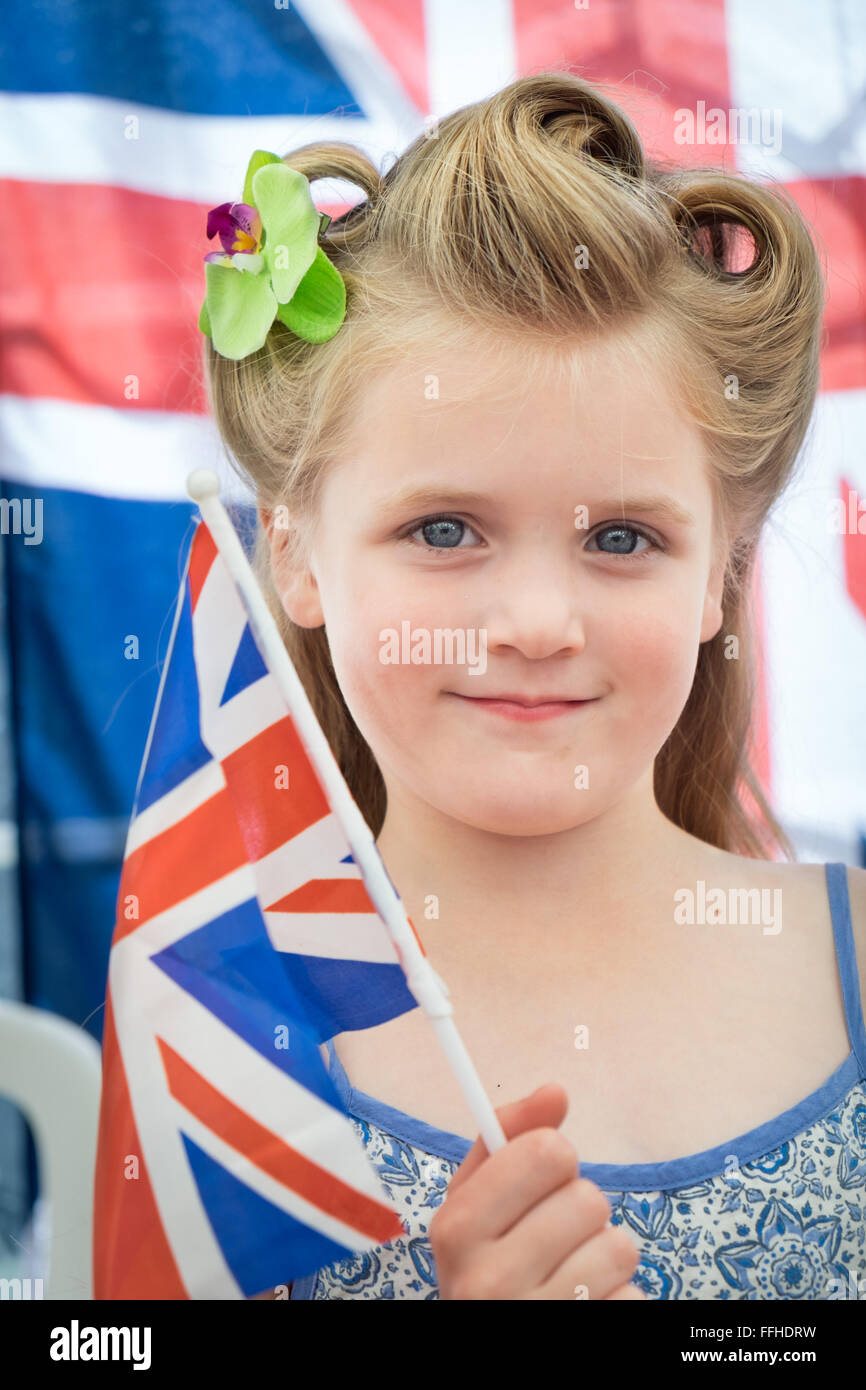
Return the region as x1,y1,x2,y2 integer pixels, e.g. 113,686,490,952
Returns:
254,812,359,905
125,760,226,857
118,860,258,952
0,396,253,502
265,911,401,966
192,552,248,728
205,677,292,763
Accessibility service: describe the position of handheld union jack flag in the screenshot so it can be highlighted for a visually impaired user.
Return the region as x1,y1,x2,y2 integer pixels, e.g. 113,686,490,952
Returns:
93,511,427,1299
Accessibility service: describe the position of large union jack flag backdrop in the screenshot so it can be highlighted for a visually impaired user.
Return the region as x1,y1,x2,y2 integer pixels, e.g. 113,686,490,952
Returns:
0,0,863,1265
92,515,425,1299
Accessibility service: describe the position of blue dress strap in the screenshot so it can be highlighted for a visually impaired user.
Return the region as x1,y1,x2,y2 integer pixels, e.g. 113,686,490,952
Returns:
825,862,866,1075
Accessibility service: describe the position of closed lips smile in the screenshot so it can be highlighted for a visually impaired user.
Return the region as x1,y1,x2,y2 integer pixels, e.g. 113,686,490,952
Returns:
448,693,598,722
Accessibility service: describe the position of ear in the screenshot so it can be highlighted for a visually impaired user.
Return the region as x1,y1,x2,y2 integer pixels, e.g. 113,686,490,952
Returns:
259,505,325,630
699,538,727,644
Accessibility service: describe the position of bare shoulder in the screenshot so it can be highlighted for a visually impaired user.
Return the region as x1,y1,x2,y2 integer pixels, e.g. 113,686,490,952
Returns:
708,852,866,1044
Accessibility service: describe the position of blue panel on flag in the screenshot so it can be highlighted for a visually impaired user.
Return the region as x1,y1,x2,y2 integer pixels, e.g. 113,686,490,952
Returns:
220,624,268,706
2,0,363,117
150,898,340,1106
181,1131,356,1296
278,954,419,1039
136,579,212,815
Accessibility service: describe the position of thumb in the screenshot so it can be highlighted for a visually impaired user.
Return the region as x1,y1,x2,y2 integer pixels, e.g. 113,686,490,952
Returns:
446,1083,571,1197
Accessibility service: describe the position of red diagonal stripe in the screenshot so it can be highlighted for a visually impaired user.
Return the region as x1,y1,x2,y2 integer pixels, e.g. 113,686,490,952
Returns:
405,914,427,959
114,787,248,938
92,988,188,1299
188,520,217,613
157,1037,405,1245
221,714,330,859
267,878,375,914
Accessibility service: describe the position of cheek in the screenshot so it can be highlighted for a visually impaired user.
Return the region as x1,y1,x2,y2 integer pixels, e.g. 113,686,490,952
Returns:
320,574,443,737
606,594,702,720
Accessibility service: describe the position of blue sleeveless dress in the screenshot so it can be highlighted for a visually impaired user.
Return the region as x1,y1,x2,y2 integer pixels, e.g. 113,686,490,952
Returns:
291,862,866,1300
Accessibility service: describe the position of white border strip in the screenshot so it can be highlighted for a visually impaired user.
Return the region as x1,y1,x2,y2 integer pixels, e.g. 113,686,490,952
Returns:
0,396,253,502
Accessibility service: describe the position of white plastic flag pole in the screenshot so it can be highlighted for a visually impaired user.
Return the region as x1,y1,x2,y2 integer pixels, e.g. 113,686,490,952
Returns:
186,469,508,1158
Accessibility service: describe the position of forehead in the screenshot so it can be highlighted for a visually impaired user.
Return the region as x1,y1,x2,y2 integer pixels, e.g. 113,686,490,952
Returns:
324,328,710,513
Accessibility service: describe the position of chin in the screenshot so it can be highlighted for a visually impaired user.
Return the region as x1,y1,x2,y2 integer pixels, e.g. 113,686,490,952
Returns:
440,794,600,839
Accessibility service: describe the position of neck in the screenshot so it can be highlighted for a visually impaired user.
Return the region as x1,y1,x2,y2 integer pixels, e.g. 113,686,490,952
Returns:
374,765,709,963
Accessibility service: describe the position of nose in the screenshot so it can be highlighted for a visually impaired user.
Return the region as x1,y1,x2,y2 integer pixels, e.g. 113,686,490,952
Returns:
480,545,588,660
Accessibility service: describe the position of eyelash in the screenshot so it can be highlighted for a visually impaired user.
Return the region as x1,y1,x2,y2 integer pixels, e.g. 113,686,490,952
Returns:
397,513,664,561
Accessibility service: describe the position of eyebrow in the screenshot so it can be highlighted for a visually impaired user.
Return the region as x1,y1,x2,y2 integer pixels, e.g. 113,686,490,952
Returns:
376,485,696,527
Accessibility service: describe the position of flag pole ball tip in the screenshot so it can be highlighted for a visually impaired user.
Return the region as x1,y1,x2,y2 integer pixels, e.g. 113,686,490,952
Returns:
186,469,222,502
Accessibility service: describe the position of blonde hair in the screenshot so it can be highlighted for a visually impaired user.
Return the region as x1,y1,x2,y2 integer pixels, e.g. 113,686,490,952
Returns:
202,71,826,859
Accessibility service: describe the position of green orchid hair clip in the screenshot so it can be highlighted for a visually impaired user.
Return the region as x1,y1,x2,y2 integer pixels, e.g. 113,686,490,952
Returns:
199,149,347,361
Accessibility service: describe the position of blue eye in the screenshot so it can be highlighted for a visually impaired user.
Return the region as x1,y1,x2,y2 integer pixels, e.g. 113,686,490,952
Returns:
587,524,658,559
401,514,482,551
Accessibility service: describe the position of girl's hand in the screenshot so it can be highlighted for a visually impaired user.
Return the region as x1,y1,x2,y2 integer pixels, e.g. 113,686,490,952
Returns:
429,1083,647,1300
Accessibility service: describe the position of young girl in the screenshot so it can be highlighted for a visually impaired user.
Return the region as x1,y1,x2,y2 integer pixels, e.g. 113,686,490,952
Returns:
204,72,866,1301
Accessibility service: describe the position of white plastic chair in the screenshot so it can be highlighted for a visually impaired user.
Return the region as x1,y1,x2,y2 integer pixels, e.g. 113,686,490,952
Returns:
0,998,102,1299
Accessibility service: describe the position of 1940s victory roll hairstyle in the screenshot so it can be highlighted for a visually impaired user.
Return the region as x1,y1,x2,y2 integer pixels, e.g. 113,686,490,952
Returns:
201,71,826,860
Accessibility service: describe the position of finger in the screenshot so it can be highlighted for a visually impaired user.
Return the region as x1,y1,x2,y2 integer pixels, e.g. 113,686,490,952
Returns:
534,1222,641,1301
438,1124,583,1253
604,1282,648,1300
446,1083,570,1199
471,1176,611,1294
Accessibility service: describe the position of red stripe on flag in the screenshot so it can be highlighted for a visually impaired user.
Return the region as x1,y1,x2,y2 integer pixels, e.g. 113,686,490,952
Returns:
266,885,428,962
513,0,731,166
156,1037,405,1245
348,0,429,111
0,178,357,412
0,179,209,413
188,520,217,612
221,714,330,859
267,877,376,914
7,167,861,408
93,988,188,1299
784,177,866,393
114,787,248,937
405,914,428,959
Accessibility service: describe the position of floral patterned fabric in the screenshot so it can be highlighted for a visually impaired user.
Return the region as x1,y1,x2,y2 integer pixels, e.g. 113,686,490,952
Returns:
290,864,866,1301
291,1080,866,1300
